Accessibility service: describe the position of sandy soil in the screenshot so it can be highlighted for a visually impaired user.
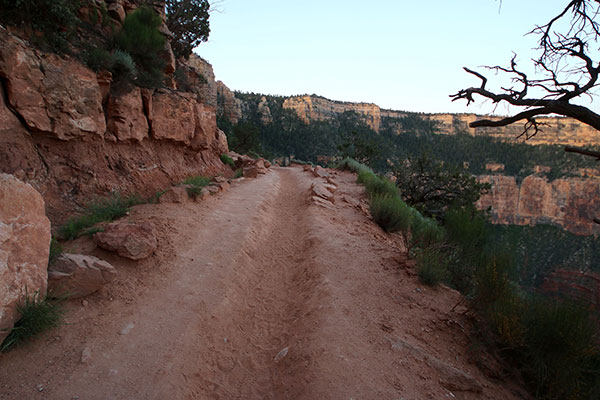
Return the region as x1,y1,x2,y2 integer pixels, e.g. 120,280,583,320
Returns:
0,166,529,399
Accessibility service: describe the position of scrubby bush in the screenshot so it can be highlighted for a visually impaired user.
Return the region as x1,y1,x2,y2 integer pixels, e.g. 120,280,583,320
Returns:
58,193,144,240
409,209,446,250
1,291,65,352
416,246,448,286
220,154,235,168
370,194,412,233
48,237,63,266
364,175,398,198
0,0,79,53
520,299,600,399
182,175,211,198
114,6,166,88
111,49,138,82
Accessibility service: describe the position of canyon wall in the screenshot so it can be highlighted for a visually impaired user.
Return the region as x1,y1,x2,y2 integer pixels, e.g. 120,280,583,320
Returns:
280,95,600,147
477,175,600,235
0,22,228,225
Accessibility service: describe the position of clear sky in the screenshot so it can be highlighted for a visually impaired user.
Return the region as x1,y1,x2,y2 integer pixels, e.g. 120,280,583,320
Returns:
197,1,598,114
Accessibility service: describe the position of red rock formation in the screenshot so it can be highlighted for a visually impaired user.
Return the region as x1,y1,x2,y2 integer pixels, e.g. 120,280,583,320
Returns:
541,269,600,312
0,26,228,225
478,175,600,235
280,95,600,147
0,174,51,344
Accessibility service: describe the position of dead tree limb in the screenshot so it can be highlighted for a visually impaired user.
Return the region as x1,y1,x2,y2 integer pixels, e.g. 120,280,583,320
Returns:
451,0,600,136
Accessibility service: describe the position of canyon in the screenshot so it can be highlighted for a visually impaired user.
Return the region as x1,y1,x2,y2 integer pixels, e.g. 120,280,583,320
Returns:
280,95,600,147
222,94,600,235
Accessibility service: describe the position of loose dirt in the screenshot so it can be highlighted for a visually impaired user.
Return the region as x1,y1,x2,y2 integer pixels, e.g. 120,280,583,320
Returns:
0,166,529,399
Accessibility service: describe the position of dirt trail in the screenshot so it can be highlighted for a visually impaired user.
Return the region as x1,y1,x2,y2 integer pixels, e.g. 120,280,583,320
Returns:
0,167,528,399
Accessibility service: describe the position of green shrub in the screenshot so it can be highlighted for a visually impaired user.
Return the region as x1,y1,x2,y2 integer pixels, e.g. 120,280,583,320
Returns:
410,210,446,250
356,169,377,186
83,47,114,72
337,157,372,174
58,193,144,240
520,299,600,399
416,246,448,286
48,237,63,266
444,206,488,250
364,175,398,198
220,154,235,168
182,175,211,198
111,49,138,82
114,6,166,88
369,194,412,233
234,168,243,179
0,291,65,352
183,175,211,187
0,0,79,54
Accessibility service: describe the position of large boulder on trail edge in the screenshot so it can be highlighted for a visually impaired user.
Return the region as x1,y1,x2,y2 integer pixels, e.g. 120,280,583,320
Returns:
48,254,117,298
93,222,157,260
0,174,51,344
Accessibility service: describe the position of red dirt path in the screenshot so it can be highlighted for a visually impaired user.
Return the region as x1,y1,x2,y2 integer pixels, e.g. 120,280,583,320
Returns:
0,166,528,399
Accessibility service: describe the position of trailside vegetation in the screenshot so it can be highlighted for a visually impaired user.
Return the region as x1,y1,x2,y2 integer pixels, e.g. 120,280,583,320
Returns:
338,158,600,399
166,0,210,59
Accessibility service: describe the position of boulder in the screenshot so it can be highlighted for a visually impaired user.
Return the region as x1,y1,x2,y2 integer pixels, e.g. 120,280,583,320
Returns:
303,165,313,172
243,165,259,178
255,159,265,169
150,90,196,144
0,174,51,343
194,188,211,201
158,186,189,204
106,87,149,142
214,176,227,183
217,182,230,192
311,182,335,203
206,185,220,194
48,254,117,298
264,160,272,168
191,103,217,150
93,222,157,260
312,166,330,178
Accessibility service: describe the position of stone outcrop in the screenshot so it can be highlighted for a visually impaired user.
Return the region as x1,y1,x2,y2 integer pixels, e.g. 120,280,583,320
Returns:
93,222,158,260
0,174,51,344
283,95,382,132
541,269,600,312
217,81,243,124
186,55,217,107
106,87,149,142
0,27,105,140
477,175,600,235
48,254,117,298
0,26,228,225
278,95,600,147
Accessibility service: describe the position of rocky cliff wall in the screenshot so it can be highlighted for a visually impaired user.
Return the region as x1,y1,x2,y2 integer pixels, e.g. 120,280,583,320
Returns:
0,25,228,225
279,95,600,147
477,175,600,235
282,96,382,132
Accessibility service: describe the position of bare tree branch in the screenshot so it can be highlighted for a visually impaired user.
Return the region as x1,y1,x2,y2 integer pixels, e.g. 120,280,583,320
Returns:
451,0,600,136
565,145,600,159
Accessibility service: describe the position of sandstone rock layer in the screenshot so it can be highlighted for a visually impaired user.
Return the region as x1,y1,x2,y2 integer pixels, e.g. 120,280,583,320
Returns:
0,174,51,343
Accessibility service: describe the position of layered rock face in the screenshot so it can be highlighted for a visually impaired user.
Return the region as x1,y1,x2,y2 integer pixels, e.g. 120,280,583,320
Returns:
0,26,228,224
217,81,243,124
283,95,382,132
477,175,600,235
280,95,600,147
0,174,51,344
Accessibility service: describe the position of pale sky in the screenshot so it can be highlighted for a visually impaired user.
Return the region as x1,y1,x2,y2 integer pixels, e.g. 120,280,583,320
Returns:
197,1,600,114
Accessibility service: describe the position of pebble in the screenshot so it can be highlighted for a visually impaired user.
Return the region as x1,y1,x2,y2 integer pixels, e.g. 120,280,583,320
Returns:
120,322,135,335
274,347,289,363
